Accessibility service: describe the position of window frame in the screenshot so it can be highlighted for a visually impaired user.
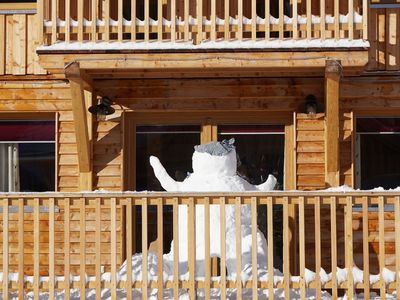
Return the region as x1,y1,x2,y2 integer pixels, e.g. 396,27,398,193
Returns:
123,111,295,191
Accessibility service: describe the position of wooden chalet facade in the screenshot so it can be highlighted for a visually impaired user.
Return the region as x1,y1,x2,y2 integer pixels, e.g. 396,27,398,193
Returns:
0,0,400,299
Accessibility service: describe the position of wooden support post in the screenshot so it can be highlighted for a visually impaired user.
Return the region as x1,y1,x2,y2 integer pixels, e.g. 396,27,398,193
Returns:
324,60,341,188
65,62,93,191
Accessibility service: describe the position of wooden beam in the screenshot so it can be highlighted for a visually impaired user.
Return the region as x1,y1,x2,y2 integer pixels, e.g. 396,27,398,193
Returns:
324,60,341,188
65,62,92,190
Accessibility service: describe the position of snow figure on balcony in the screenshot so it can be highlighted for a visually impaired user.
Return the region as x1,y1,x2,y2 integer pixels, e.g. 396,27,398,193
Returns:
149,138,277,277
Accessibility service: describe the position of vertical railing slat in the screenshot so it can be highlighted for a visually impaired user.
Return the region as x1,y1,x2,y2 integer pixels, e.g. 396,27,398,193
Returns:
173,198,179,299
158,0,163,41
95,198,101,300
334,0,339,39
264,0,269,40
37,0,44,44
184,0,189,41
292,0,298,39
65,0,70,43
267,197,274,298
224,0,229,40
126,198,133,300
91,0,97,41
362,0,368,40
379,196,386,299
64,198,70,299
220,197,227,300
80,198,86,300
345,196,354,298
51,0,57,44
171,0,176,42
78,0,83,41
142,198,148,299
157,199,164,299
144,0,149,41
330,196,338,298
235,197,242,297
348,0,354,40
251,197,258,299
104,0,110,41
49,198,55,299
204,197,211,300
362,196,370,299
196,0,202,44
299,196,306,299
238,0,243,41
314,197,321,300
306,0,311,39
188,198,196,299
2,198,9,300
395,196,400,299
320,0,325,40
34,198,40,300
18,198,24,298
251,0,256,40
211,0,216,41
131,0,136,41
118,0,123,41
278,0,284,39
283,197,290,298
111,198,117,300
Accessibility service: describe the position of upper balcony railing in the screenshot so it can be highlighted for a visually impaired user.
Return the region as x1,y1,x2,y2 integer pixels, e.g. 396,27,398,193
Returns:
37,0,368,49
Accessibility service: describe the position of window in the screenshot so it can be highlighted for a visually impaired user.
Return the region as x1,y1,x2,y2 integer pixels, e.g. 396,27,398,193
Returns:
356,117,400,189
0,120,55,192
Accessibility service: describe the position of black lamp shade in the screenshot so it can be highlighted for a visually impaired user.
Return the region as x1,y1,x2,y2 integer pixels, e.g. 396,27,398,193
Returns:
88,97,115,116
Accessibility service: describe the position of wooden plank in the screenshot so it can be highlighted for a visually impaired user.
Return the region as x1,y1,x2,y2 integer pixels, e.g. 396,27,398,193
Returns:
196,0,202,44
184,0,189,41
131,0,136,41
345,196,354,298
142,198,148,299
0,15,5,75
251,0,256,40
348,0,354,40
64,198,71,299
49,198,55,299
188,198,196,299
157,0,162,41
307,0,311,39
267,198,274,298
111,197,117,300
12,15,27,75
224,0,230,40
325,60,341,188
104,0,110,41
37,0,44,44
95,198,102,300
395,196,400,299
144,0,149,41
78,0,83,42
220,197,227,300
238,0,242,40
91,0,97,41
65,0,70,43
314,197,321,300
2,199,9,300
118,0,123,41
264,0,269,40
51,0,57,44
235,197,242,298
205,197,211,300
299,197,306,299
251,197,258,299
126,199,133,300
362,0,368,40
18,198,24,298
80,197,86,300
379,196,386,299
170,0,175,42
157,199,164,299
34,198,40,300
172,198,179,299
330,196,338,298
362,196,370,299
283,197,290,298
320,0,325,40
279,0,284,39
334,0,339,39
292,0,298,39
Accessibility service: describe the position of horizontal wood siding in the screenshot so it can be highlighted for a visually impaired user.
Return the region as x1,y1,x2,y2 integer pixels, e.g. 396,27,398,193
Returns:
0,13,45,76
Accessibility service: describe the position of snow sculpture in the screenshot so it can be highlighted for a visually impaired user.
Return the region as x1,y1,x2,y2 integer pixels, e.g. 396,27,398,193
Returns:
150,138,277,276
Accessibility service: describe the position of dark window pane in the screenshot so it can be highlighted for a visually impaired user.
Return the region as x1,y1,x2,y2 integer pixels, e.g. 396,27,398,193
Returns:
19,143,55,192
136,125,200,191
357,118,400,133
0,121,55,142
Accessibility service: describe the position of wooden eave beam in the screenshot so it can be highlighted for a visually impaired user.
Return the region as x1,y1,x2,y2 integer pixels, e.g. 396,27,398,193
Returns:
65,62,92,176
324,60,341,188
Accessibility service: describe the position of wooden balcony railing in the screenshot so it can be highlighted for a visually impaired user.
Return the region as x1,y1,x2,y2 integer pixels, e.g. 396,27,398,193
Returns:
37,0,368,48
0,192,399,299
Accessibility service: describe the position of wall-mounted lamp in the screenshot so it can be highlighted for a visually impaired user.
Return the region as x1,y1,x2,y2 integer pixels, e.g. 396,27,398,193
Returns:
88,96,115,116
304,94,318,115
